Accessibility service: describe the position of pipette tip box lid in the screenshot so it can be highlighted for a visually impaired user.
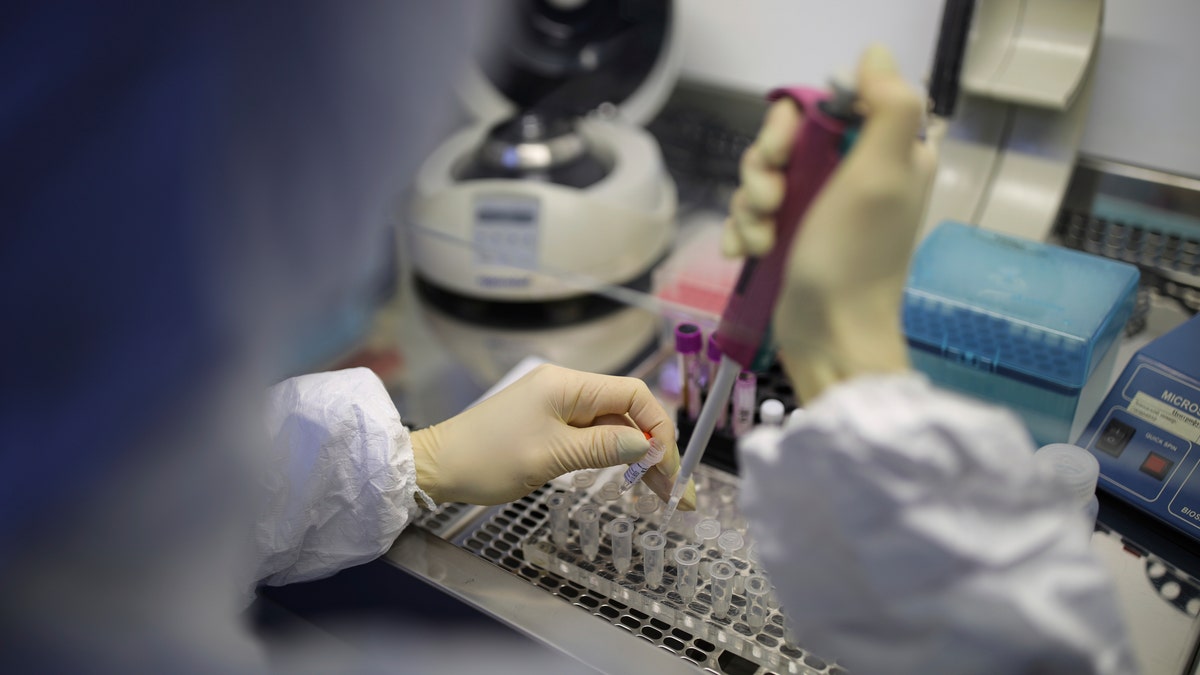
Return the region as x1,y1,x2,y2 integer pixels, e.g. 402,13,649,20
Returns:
903,221,1139,445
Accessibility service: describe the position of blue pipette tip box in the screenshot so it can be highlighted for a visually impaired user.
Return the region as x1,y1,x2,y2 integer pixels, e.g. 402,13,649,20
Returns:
902,221,1140,446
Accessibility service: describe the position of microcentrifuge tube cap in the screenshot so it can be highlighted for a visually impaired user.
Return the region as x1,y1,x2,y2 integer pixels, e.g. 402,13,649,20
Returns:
717,530,744,554
710,560,735,580
694,518,721,542
759,399,786,426
1034,443,1100,505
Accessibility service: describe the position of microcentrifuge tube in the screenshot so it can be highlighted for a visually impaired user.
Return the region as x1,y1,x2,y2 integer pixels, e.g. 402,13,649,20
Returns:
547,491,570,548
709,559,736,618
745,573,771,631
717,530,744,560
635,493,659,521
731,371,757,436
619,437,666,495
694,517,721,549
607,516,634,575
575,504,600,560
674,545,701,602
640,531,666,589
571,470,596,502
598,481,622,503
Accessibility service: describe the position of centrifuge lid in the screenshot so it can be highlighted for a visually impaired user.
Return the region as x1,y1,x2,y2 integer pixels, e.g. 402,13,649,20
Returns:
457,0,681,126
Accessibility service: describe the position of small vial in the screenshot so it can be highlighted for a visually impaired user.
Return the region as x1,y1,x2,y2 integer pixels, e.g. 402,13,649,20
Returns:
676,323,704,421
674,545,701,602
759,399,786,426
709,559,736,618
607,516,634,575
1034,443,1101,531
547,491,570,548
745,573,770,631
731,371,757,436
619,437,666,495
640,531,666,589
576,504,600,560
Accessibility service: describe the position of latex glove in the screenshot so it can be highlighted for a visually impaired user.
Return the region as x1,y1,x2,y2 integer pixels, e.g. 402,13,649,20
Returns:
410,364,696,508
723,45,938,402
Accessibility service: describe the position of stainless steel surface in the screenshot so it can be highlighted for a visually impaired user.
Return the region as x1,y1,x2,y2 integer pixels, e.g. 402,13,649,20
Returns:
384,525,699,675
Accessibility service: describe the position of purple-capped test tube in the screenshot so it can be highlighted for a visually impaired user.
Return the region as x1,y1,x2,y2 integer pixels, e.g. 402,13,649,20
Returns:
706,335,727,430
675,323,703,421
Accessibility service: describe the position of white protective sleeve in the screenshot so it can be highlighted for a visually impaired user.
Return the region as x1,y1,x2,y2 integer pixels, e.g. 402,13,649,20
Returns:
256,367,433,587
738,373,1138,675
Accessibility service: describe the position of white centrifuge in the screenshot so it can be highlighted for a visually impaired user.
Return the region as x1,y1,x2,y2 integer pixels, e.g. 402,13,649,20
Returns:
408,0,681,327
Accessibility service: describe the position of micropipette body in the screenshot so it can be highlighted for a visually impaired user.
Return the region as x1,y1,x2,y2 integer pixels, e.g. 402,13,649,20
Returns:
658,86,858,530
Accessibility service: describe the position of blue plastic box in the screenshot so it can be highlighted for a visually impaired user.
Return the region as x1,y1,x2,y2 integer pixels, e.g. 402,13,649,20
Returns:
903,222,1140,445
1077,314,1200,542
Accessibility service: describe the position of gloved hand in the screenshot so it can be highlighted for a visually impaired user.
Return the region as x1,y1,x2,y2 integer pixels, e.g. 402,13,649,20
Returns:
723,45,938,402
410,364,696,508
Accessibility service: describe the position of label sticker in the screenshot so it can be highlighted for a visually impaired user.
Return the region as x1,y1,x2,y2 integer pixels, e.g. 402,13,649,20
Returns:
1129,391,1200,444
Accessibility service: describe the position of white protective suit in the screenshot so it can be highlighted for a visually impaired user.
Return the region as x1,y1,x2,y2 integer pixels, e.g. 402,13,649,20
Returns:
739,373,1139,675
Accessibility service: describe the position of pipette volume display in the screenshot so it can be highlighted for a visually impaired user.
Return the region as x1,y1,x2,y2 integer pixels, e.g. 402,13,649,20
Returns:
618,435,665,495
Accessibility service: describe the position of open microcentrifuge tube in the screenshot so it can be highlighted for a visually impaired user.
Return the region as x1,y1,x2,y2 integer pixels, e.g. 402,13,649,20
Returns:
674,545,701,602
547,491,570,548
575,504,600,560
640,531,666,589
607,516,634,575
694,518,721,549
745,572,771,631
572,470,596,502
635,493,659,520
598,481,622,503
709,559,736,618
717,530,744,560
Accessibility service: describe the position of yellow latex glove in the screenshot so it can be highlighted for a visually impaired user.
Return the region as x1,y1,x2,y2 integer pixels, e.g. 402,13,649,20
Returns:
723,45,938,402
410,364,696,508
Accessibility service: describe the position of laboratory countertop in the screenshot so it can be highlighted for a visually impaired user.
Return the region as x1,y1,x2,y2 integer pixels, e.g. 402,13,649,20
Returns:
264,229,1200,674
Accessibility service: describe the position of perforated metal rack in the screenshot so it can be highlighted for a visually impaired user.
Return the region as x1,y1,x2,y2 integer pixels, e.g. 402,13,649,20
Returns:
414,464,846,675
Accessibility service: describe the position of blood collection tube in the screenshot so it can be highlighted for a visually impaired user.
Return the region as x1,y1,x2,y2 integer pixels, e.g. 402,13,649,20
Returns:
674,545,701,602
641,530,666,589
709,559,736,618
759,398,786,426
676,323,704,421
700,333,720,425
608,516,634,575
576,504,600,560
547,491,570,548
745,573,771,631
731,371,757,436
